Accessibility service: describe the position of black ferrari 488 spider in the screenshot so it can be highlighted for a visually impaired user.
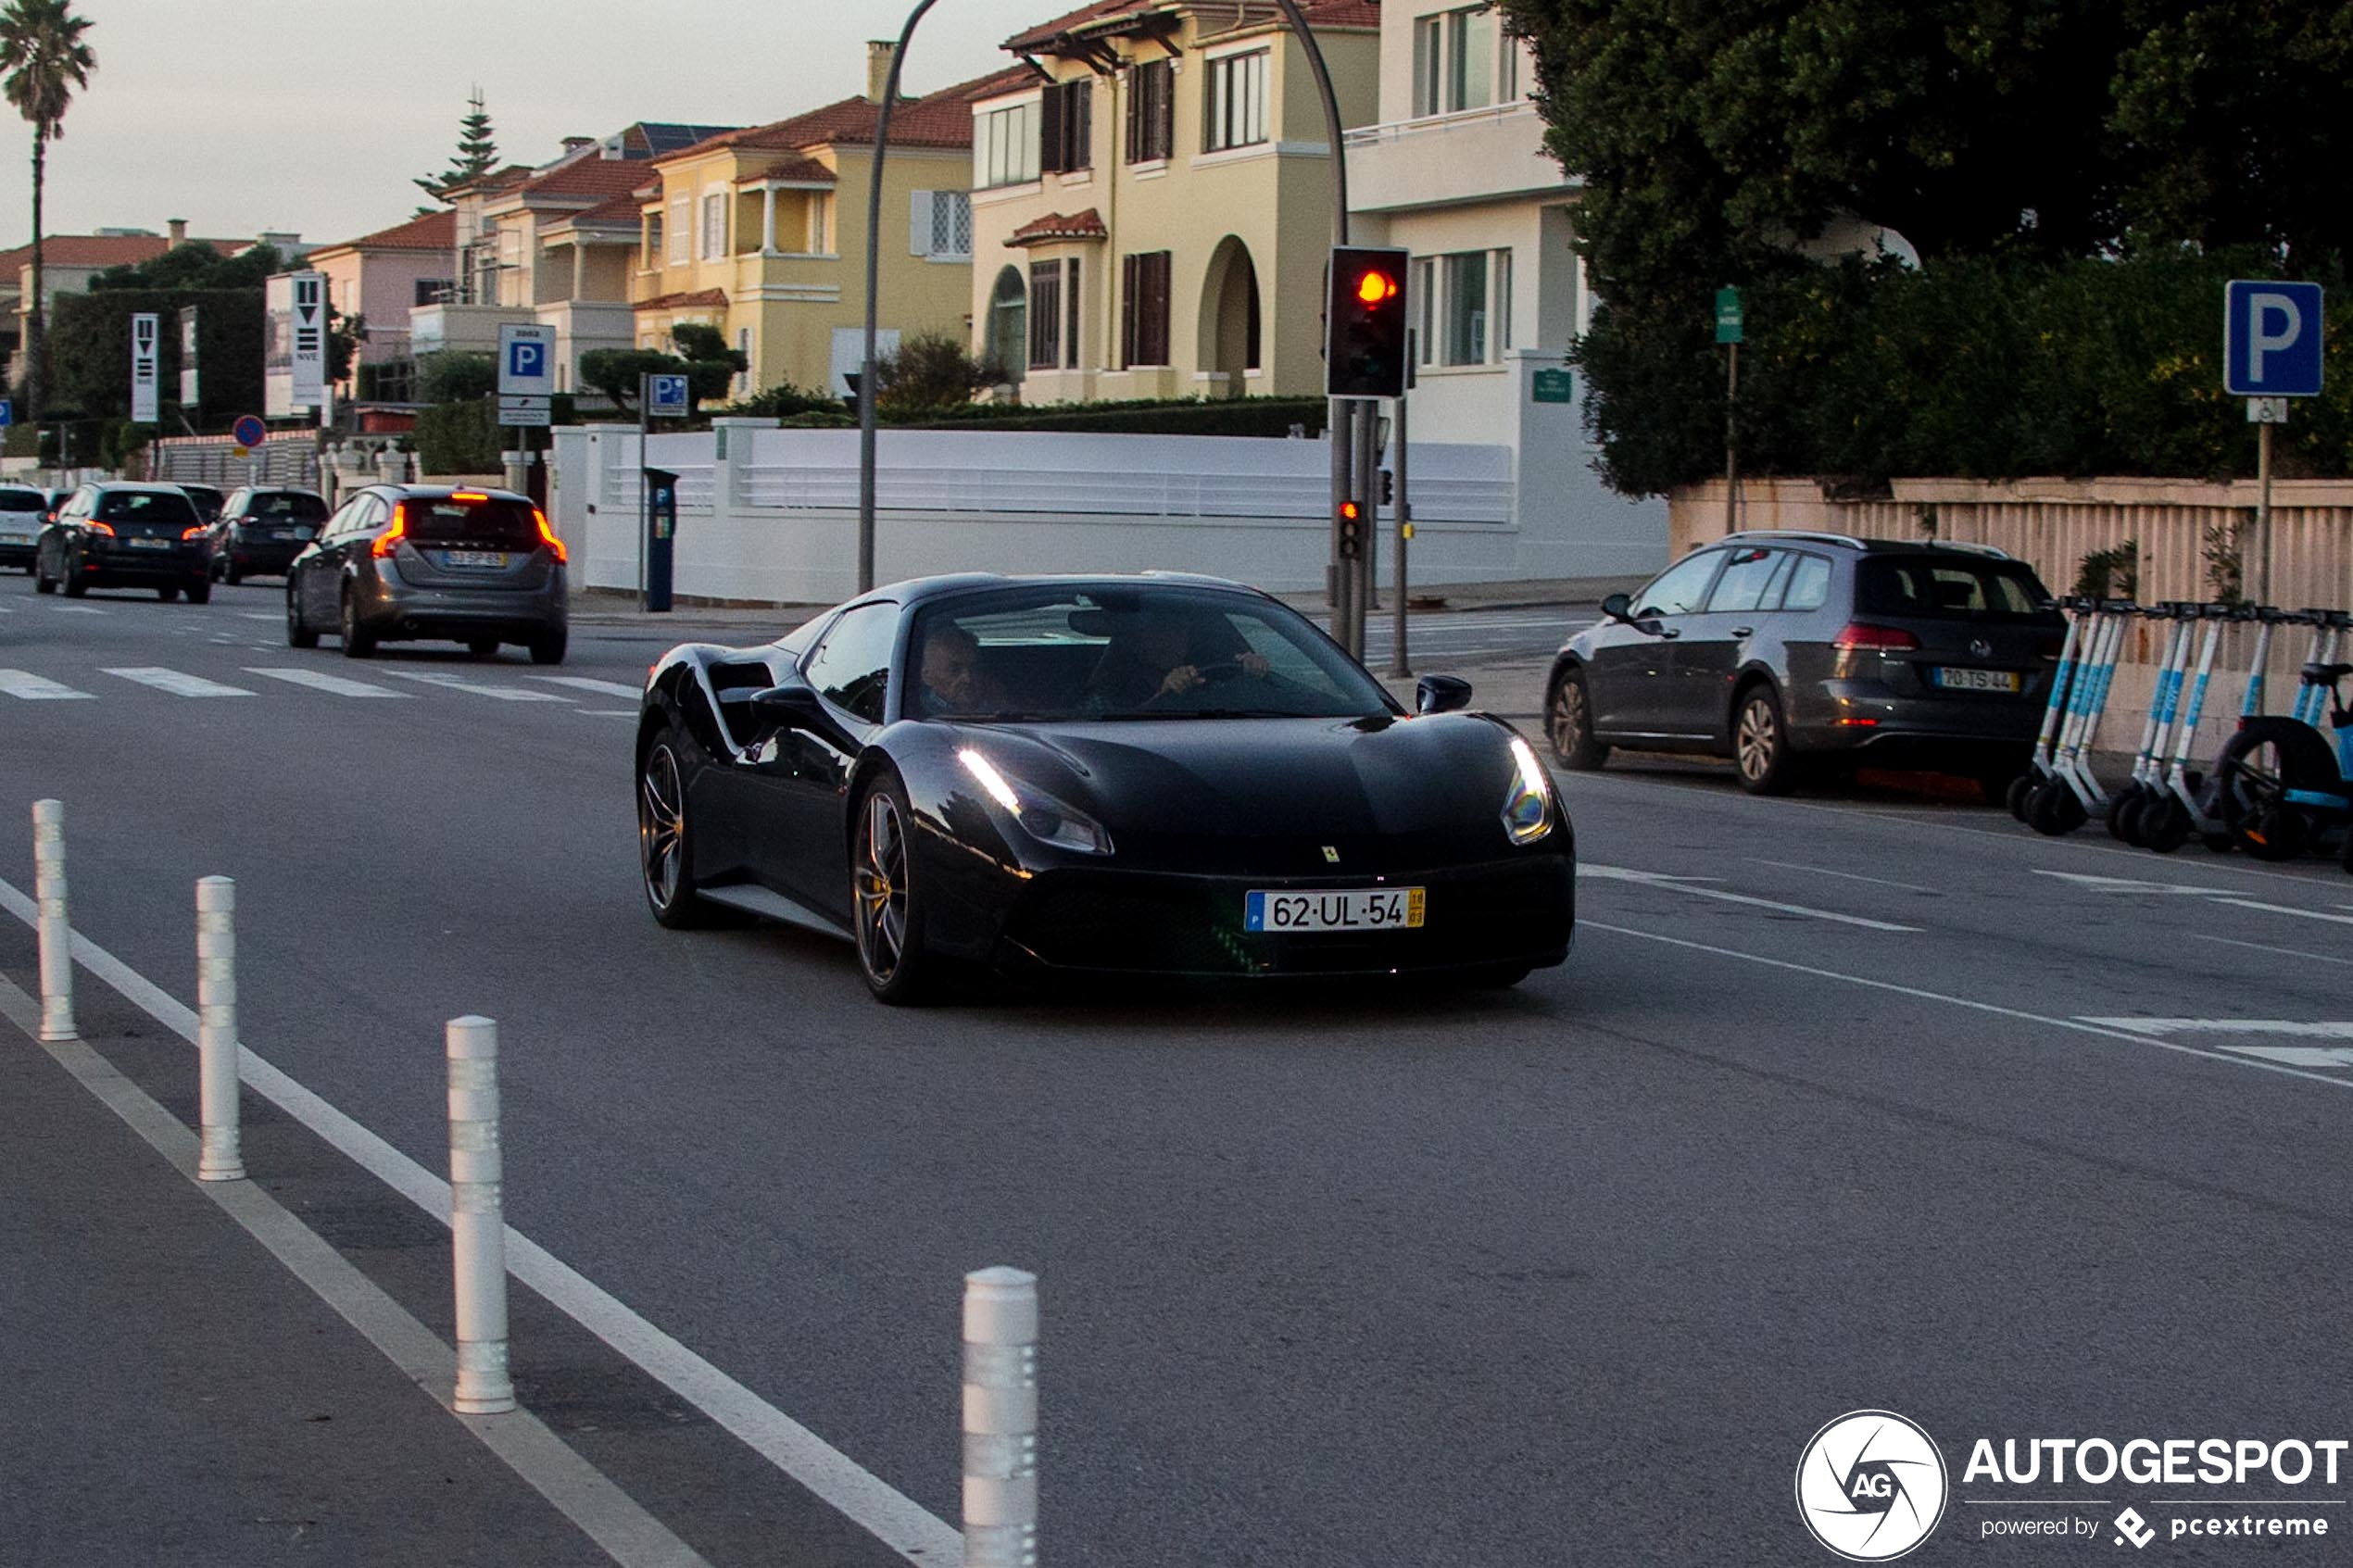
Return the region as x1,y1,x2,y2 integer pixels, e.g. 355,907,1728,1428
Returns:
635,574,1575,1002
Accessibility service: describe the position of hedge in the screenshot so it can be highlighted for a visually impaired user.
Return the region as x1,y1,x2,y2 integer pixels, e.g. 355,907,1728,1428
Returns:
46,287,263,430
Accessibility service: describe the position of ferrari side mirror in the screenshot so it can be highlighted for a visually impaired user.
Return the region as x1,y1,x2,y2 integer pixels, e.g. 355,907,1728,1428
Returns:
1416,674,1473,714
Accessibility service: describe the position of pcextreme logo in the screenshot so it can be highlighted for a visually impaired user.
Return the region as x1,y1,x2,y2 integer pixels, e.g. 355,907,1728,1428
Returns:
1796,1410,1951,1562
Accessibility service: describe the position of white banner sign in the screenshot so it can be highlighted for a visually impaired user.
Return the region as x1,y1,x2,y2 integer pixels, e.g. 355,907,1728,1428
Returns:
178,306,199,407
129,312,159,423
264,271,327,418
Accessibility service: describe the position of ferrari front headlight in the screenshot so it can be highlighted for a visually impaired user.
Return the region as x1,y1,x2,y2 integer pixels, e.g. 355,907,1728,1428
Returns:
959,748,1114,856
1502,735,1554,845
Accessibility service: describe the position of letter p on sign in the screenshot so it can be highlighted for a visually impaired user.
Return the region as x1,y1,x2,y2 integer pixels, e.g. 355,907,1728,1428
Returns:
2226,279,2324,397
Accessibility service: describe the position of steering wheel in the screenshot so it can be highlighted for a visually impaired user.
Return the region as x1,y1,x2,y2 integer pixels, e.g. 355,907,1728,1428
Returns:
1144,658,1249,706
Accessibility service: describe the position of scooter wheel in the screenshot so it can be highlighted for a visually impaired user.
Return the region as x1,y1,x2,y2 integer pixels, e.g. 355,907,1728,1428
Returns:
2007,772,2035,822
2234,800,2309,861
2201,832,2236,854
2141,797,2192,854
2112,788,2151,845
2105,786,2135,840
2028,782,2087,836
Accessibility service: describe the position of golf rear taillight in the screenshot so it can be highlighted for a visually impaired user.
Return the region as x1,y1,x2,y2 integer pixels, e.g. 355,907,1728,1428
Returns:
1831,622,1920,651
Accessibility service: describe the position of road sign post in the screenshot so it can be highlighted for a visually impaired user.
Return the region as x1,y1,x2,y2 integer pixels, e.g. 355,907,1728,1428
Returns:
1717,286,1743,536
130,313,160,425
2224,280,2325,605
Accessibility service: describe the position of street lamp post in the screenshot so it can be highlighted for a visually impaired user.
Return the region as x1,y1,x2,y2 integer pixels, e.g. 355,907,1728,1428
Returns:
857,0,945,596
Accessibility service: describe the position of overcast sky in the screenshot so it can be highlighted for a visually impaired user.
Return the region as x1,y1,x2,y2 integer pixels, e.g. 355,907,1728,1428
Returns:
0,0,1048,248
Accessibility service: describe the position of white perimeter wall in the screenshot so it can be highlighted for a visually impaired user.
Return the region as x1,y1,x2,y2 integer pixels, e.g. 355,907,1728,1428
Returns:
550,420,1664,607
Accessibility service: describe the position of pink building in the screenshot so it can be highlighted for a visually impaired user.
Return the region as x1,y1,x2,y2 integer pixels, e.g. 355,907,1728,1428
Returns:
307,210,457,399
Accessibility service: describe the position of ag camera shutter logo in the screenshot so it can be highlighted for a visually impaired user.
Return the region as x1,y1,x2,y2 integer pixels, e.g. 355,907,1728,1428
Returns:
1796,1410,1949,1561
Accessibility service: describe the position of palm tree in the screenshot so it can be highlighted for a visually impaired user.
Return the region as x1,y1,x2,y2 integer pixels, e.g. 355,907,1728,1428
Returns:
0,0,94,422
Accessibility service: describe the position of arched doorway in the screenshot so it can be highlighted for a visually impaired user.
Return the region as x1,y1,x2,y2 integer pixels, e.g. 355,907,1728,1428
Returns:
987,266,1027,389
1198,236,1260,398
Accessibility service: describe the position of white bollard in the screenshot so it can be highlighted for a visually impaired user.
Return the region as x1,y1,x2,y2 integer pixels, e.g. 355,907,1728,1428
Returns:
963,1266,1039,1568
446,1015,515,1414
195,876,245,1181
31,799,74,1043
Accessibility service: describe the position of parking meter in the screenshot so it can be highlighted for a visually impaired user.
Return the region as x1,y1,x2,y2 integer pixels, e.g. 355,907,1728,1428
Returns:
643,466,679,613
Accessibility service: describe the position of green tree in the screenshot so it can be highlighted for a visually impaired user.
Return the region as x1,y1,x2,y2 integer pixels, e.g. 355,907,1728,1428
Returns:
88,242,279,293
417,86,497,202
578,347,687,415
668,322,747,410
2111,0,2353,270
0,0,95,421
874,329,996,414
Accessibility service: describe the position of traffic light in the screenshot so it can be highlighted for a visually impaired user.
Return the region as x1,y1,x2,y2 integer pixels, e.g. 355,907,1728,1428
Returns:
1337,498,1364,559
1326,245,1410,399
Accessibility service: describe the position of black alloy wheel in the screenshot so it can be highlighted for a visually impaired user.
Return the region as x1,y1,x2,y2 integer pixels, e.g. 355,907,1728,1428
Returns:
853,778,934,1004
184,578,210,606
286,586,318,648
468,639,499,660
61,551,86,596
529,629,567,666
1545,668,1609,770
1733,684,1798,796
32,545,53,593
339,588,376,658
638,733,726,928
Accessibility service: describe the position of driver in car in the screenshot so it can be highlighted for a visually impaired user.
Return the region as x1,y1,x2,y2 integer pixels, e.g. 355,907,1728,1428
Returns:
1088,608,1271,709
914,622,1008,717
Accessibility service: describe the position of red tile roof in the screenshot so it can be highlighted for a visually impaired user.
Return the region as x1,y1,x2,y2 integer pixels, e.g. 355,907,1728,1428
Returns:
738,155,836,187
0,232,242,271
1007,207,1109,245
311,209,455,257
634,288,729,313
544,194,644,233
515,156,661,203
660,63,1038,163
1005,0,1377,51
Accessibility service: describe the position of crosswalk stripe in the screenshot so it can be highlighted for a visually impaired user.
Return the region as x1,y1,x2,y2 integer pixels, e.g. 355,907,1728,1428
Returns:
531,675,644,699
384,670,569,702
52,605,104,615
237,612,280,622
0,669,94,700
244,667,409,698
102,667,257,697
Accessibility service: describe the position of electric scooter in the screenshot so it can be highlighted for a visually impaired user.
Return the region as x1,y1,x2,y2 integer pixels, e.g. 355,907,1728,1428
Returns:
2133,602,2251,853
2008,598,2089,822
2213,610,2353,862
2025,598,2134,835
2107,602,2195,843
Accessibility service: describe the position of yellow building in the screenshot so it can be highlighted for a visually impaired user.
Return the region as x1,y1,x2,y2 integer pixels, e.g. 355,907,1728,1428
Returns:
631,48,1032,397
967,0,1379,404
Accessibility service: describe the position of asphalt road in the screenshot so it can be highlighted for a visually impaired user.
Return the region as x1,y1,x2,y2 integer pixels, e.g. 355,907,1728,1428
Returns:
4,571,2349,1565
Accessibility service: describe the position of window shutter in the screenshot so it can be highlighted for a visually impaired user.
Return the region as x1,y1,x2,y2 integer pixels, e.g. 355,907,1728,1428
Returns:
909,191,935,257
1039,86,1066,174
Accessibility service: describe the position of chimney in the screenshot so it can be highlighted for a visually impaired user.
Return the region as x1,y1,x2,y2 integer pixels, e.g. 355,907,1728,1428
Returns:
867,40,896,104
560,135,595,157
167,218,187,248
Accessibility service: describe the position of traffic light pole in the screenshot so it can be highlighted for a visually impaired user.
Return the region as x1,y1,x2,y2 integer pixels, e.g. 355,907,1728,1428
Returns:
1390,392,1409,677
1329,397,1357,654
1352,405,1379,659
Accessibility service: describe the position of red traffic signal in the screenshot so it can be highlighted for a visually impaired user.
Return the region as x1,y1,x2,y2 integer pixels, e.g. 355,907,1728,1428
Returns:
1327,245,1411,399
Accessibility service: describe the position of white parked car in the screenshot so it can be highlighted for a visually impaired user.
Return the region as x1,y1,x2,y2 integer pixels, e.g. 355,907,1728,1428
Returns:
0,484,48,572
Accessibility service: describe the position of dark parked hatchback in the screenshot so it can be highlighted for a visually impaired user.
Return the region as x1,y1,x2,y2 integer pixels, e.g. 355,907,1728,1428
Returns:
285,483,567,662
210,486,329,581
1544,532,2064,794
33,482,213,601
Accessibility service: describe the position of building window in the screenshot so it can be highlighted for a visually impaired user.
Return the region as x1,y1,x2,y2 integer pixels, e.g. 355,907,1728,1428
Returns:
1125,57,1173,164
1121,250,1171,367
1028,260,1063,370
979,101,1041,188
910,191,972,259
1204,49,1270,152
1040,80,1092,173
702,193,727,258
1065,256,1082,367
413,278,454,307
668,196,689,265
1416,248,1512,366
1414,5,1509,116
644,212,662,268
988,266,1027,383
806,194,830,254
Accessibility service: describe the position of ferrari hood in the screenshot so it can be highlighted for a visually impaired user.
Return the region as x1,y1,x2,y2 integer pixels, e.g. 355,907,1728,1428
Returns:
948,713,1520,842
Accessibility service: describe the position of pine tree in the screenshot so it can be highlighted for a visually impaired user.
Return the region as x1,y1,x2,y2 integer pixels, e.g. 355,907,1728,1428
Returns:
416,87,497,202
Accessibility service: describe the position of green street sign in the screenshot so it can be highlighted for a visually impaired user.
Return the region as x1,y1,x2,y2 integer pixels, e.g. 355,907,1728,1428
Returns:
1532,368,1575,405
1716,285,1744,345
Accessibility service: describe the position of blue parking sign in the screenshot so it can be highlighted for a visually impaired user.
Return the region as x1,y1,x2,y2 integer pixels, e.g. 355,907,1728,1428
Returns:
648,374,690,415
0,399,14,428
2225,280,2324,397
508,339,545,381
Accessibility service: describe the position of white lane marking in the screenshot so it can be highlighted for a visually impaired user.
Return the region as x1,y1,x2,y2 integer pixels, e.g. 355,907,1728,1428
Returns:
51,604,105,615
2190,933,2353,969
1580,863,1920,932
2226,1047,2353,1068
2080,1018,2353,1040
102,666,256,698
384,670,570,702
0,977,715,1568
0,669,94,700
0,875,961,1563
1583,920,2353,1093
532,675,646,699
238,612,280,622
577,709,639,717
2032,869,2353,927
244,667,410,698
1744,858,1938,895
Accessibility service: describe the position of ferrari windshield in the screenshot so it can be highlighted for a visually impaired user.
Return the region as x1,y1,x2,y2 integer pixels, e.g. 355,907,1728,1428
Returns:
907,584,1396,721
